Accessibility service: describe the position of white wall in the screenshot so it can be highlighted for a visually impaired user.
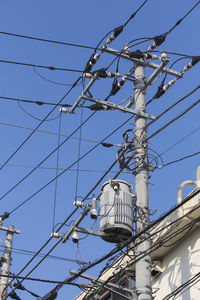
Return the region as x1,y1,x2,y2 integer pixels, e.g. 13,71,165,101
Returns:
153,225,200,300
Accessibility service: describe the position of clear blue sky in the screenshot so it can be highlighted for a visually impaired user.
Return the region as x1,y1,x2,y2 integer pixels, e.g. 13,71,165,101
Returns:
0,0,199,299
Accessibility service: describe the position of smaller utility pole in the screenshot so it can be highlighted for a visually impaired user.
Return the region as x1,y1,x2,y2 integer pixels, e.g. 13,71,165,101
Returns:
0,225,20,300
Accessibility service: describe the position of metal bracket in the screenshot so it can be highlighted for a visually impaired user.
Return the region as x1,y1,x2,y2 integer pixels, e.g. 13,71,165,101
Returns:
0,226,20,234
69,77,97,114
74,226,129,241
126,57,170,108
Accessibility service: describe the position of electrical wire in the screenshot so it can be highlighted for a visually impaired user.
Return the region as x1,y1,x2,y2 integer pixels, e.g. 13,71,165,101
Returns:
8,113,133,215
0,120,103,144
83,208,200,299
159,124,200,156
17,100,60,122
0,76,82,172
33,66,82,86
1,273,89,287
0,95,72,107
0,111,96,202
52,113,62,232
0,163,130,174
146,1,200,52
5,157,119,296
40,189,200,299
74,105,84,202
0,245,88,264
158,150,200,169
147,97,200,141
0,0,149,53
0,58,85,73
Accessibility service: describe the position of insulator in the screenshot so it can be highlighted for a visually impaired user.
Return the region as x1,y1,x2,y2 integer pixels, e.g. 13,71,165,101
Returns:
90,208,98,219
106,25,123,44
83,73,93,78
72,231,80,243
51,232,61,238
123,44,130,53
154,85,166,99
60,107,68,113
90,197,98,219
73,201,84,207
150,54,158,60
147,35,166,51
161,52,167,59
163,79,176,92
183,57,200,73
84,53,101,72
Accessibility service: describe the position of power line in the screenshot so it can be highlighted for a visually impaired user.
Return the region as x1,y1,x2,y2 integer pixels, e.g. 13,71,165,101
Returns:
167,0,200,35
160,124,200,156
8,114,133,214
0,111,96,202
0,0,149,51
5,157,119,295
147,1,200,52
147,97,200,141
0,121,103,144
42,189,200,299
0,246,87,265
0,95,72,107
159,150,200,169
0,163,130,174
0,58,85,73
146,85,200,128
0,76,81,172
1,273,88,287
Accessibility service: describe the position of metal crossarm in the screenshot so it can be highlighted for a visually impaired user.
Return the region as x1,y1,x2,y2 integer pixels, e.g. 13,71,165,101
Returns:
82,95,155,120
104,47,183,78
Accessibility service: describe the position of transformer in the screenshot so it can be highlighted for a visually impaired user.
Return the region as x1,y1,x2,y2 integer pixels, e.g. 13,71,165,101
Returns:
100,179,134,243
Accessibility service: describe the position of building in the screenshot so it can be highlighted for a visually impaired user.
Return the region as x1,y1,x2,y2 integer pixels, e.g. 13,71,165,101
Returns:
74,166,200,300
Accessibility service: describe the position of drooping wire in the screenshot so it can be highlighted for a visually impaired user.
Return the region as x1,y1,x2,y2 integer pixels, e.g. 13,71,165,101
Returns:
18,100,60,122
33,66,82,86
157,150,200,169
52,112,62,232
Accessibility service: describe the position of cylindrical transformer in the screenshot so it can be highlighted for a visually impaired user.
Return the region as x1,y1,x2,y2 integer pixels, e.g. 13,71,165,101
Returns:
100,179,133,243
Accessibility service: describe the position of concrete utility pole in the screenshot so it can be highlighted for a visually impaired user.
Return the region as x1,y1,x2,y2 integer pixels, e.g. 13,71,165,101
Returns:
0,225,17,300
134,63,152,300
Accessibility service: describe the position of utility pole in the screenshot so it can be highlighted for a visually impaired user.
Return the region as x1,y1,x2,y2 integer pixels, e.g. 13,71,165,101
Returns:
134,63,152,300
0,225,20,300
